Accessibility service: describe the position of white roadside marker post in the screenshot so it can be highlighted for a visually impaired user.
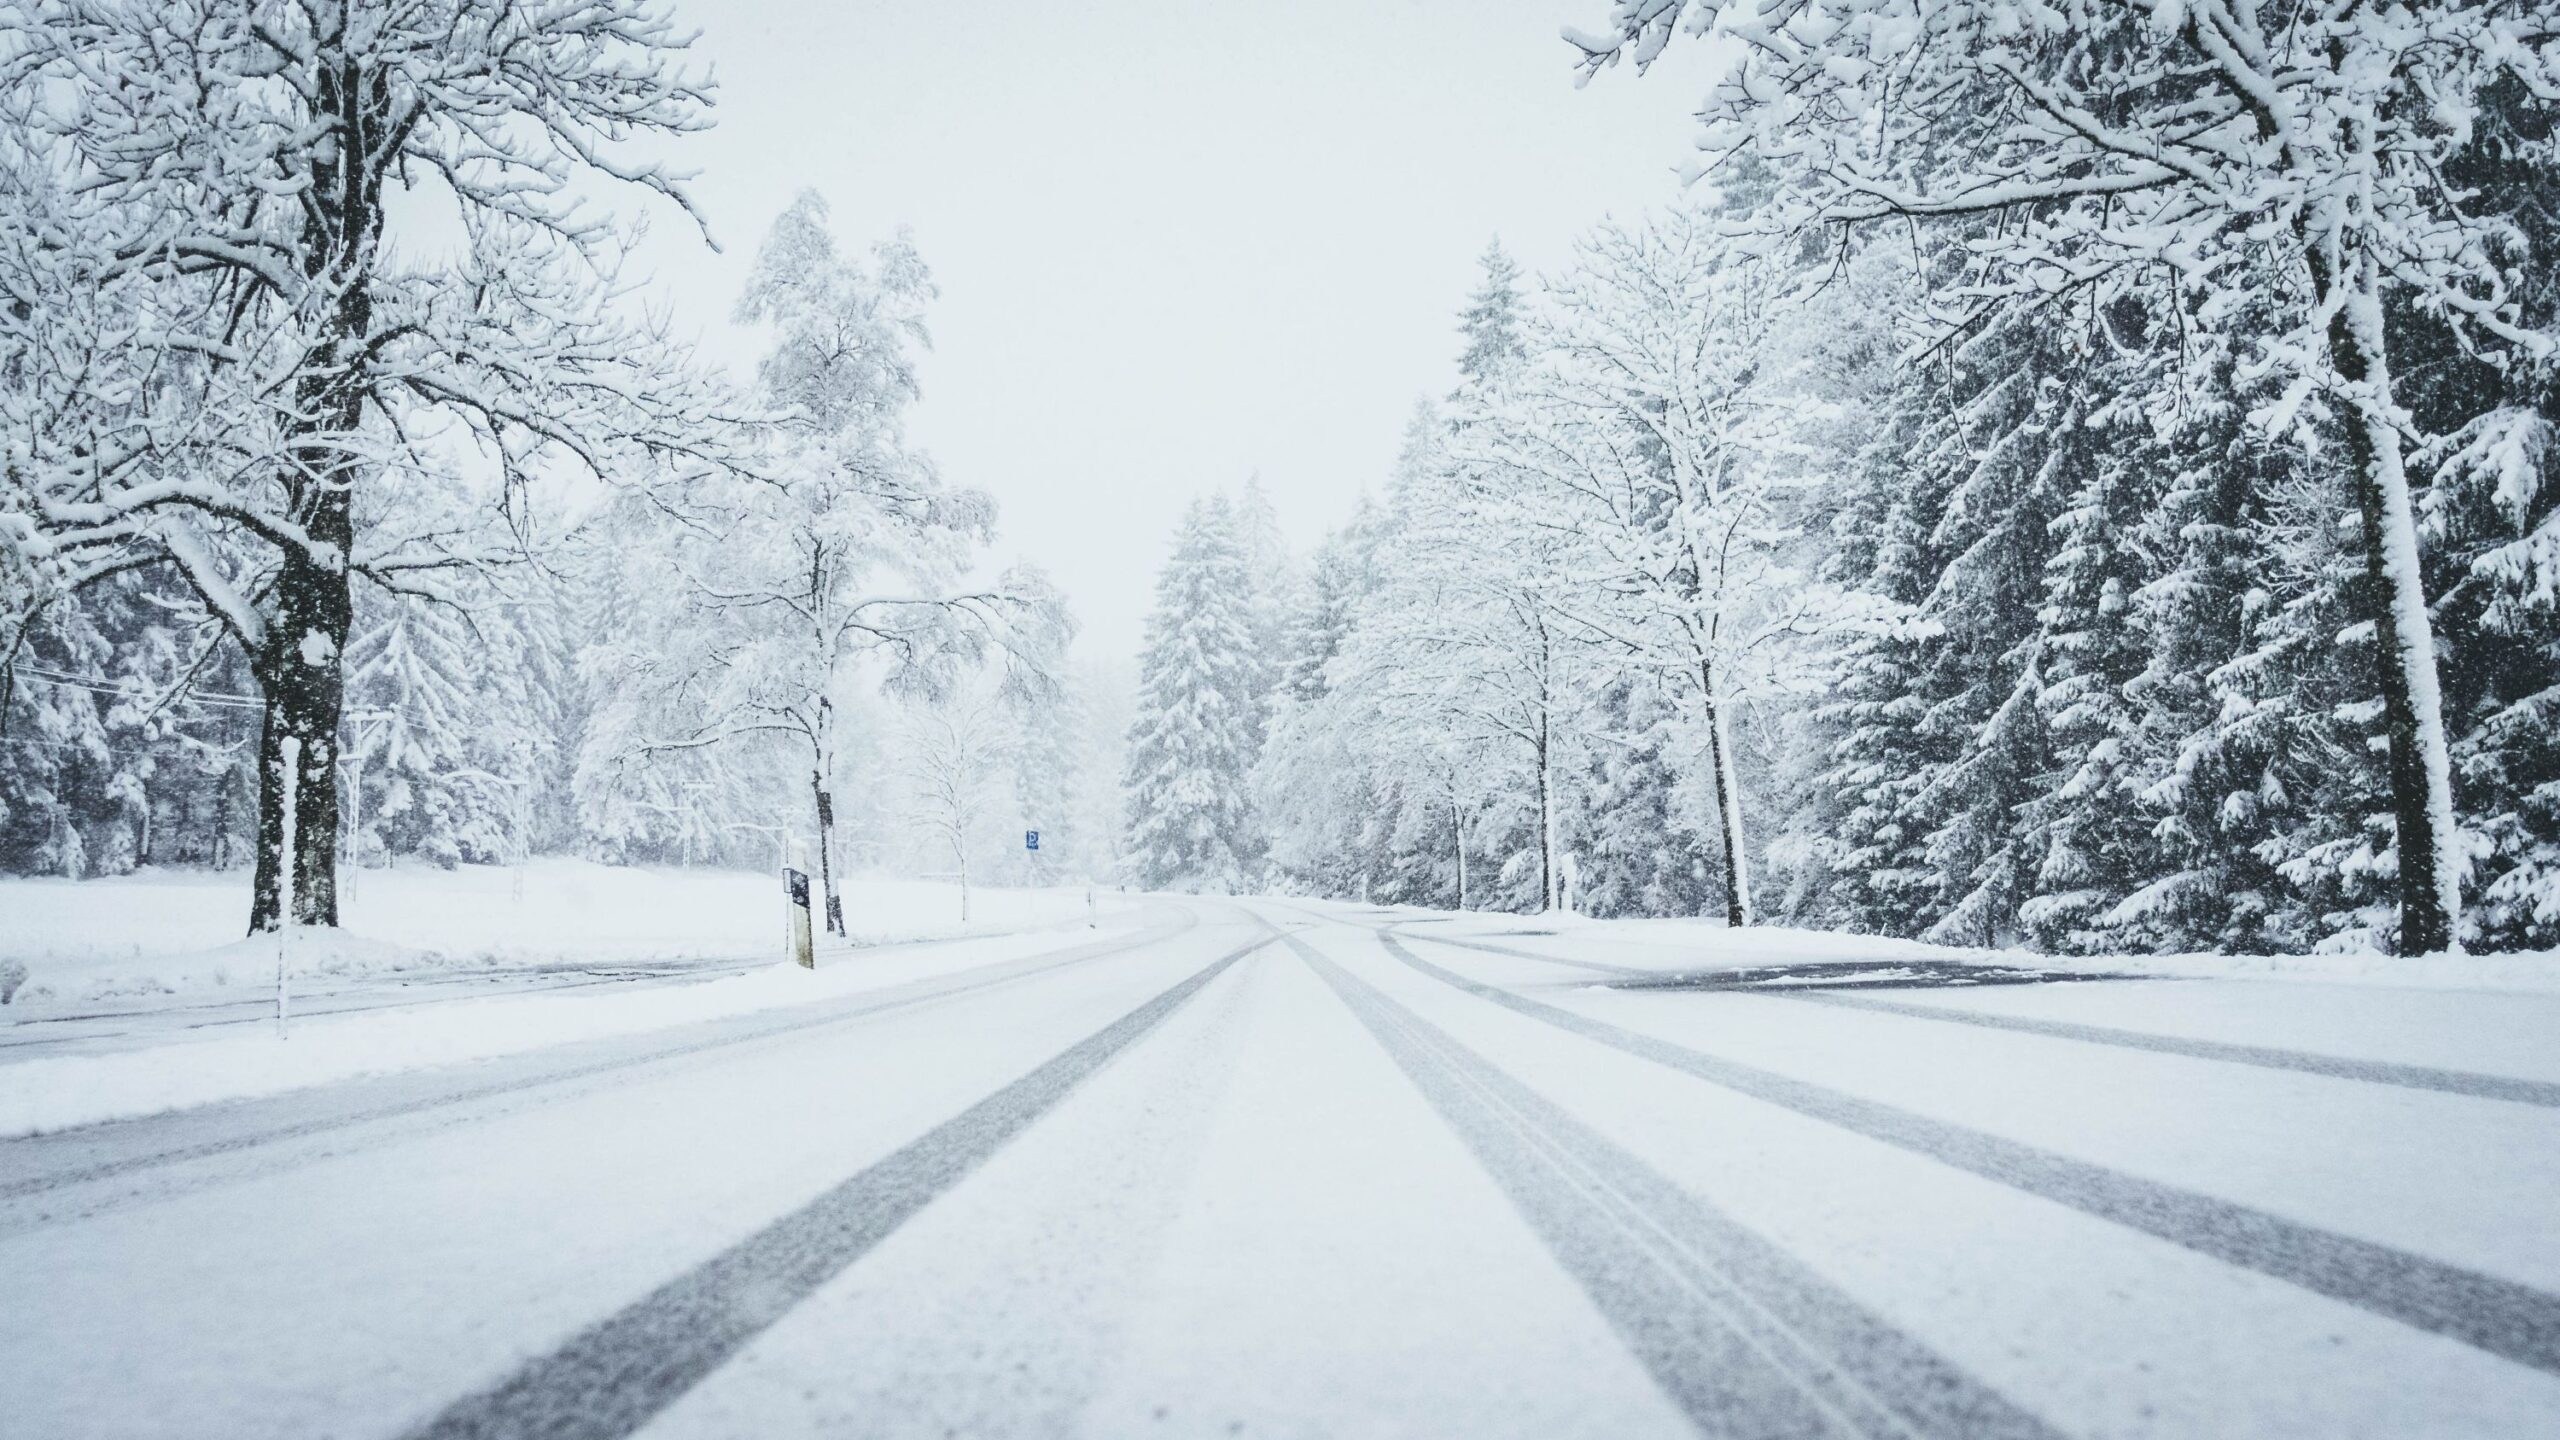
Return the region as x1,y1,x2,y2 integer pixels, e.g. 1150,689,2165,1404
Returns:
275,734,299,1040
783,848,815,970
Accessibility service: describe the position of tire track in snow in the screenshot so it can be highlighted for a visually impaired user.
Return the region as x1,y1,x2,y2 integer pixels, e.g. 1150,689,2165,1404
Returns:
1273,923,2061,1440
1376,928,2560,1379
401,927,1273,1440
0,960,771,1057
1390,926,1648,978
1411,927,2560,1108
1777,989,2560,1109
0,911,1198,1222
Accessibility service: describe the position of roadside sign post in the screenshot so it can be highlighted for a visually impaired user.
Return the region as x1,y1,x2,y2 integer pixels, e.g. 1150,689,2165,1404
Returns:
784,865,815,969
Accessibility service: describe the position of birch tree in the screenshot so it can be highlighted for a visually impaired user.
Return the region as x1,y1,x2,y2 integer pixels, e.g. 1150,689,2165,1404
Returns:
1465,211,1902,924
1330,454,1595,912
894,685,1012,925
585,194,1065,934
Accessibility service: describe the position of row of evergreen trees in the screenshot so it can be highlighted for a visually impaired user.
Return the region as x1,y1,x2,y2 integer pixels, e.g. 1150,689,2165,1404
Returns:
1121,201,2559,952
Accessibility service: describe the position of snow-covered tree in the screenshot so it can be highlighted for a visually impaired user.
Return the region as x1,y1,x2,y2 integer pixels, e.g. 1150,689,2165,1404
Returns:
999,667,1084,883
1568,0,2560,951
1123,497,1265,891
1463,210,1901,923
0,0,736,930
582,195,1065,933
1326,444,1595,912
1457,239,1532,389
893,685,1014,924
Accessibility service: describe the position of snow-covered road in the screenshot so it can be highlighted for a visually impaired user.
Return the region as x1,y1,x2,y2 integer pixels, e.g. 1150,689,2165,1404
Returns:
6,897,2558,1438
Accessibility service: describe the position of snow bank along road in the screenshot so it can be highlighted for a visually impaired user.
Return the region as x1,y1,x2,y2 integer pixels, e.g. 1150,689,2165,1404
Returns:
5,899,2558,1437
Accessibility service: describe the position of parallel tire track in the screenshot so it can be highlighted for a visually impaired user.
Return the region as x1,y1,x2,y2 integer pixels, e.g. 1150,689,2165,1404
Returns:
403,929,1272,1440
1411,928,2560,1107
1379,928,2560,1379
0,911,1197,1211
1777,989,2560,1108
1281,925,2062,1440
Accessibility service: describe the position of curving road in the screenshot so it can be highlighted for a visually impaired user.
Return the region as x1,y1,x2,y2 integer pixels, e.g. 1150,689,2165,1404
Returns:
5,897,2559,1437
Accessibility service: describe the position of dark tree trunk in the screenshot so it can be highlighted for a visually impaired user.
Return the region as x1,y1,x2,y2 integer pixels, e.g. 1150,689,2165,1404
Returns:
247,425,357,931
246,54,386,934
813,774,844,938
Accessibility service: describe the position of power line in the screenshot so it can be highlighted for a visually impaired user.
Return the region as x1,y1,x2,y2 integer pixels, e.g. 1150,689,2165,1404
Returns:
8,664,265,711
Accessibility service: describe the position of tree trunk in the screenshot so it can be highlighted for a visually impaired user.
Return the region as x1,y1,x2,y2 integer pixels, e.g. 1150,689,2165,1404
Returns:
1700,669,1754,927
245,54,383,934
2313,245,2463,955
812,772,844,938
248,544,350,930
1451,792,1468,912
1535,721,1560,912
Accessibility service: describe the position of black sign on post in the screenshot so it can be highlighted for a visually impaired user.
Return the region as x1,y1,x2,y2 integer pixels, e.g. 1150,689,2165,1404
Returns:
785,868,811,908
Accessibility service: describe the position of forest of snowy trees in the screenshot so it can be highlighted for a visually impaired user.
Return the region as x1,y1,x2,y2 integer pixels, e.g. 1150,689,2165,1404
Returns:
1124,2,2560,958
0,3,1105,929
6,0,2557,962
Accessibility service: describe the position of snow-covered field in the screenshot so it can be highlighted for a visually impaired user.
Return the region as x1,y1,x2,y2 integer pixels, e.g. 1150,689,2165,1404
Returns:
0,858,1117,1005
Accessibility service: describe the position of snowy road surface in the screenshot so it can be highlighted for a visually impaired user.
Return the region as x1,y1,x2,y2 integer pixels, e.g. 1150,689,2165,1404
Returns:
6,899,2559,1438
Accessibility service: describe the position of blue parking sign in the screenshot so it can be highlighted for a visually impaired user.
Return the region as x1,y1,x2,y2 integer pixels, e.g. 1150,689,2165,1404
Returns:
1025,830,1041,851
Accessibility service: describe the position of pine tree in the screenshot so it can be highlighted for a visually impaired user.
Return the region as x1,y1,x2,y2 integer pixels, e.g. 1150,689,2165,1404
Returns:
1123,498,1265,891
1455,239,1529,389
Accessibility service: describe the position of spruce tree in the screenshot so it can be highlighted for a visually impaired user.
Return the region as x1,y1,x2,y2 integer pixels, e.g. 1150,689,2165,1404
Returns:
1123,498,1265,891
1455,239,1529,389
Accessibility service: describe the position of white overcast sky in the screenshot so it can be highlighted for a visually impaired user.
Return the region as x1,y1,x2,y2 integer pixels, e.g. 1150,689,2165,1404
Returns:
627,0,1710,662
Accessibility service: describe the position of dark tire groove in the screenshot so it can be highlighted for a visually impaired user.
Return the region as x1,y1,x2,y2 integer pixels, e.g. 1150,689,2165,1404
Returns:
1411,928,2560,1107
0,912,1196,1210
401,930,1269,1440
1777,989,2560,1108
1273,925,2060,1440
1379,928,2560,1379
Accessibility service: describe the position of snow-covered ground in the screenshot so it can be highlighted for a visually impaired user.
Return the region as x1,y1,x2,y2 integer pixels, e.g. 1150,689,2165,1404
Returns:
0,858,1119,1005
7,894,2558,1438
0,911,1161,1139
0,860,1139,1136
1389,906,2560,994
